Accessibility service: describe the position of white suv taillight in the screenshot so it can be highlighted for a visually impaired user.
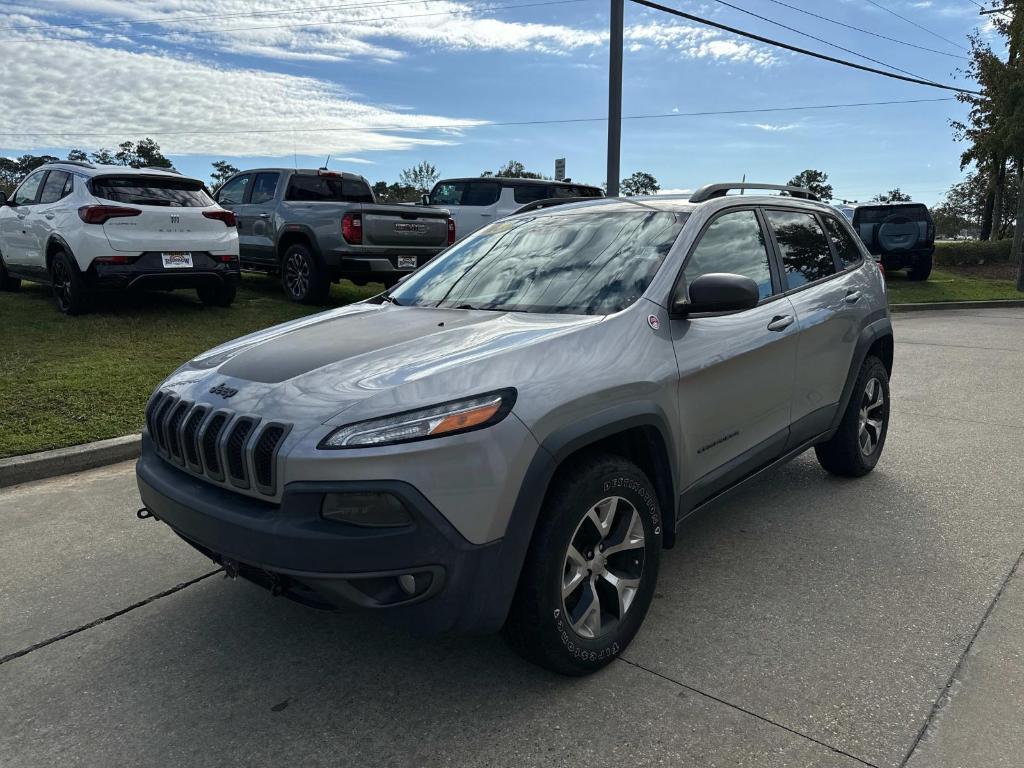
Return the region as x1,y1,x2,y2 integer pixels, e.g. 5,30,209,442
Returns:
78,205,141,224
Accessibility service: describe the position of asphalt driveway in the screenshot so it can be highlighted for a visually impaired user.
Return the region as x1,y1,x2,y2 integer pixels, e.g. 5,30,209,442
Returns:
2,308,1023,767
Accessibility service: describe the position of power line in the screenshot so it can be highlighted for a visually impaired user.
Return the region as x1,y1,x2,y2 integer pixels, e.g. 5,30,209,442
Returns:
0,97,957,139
628,0,980,94
0,0,432,33
709,0,943,84
762,0,968,60
861,0,970,52
0,0,592,44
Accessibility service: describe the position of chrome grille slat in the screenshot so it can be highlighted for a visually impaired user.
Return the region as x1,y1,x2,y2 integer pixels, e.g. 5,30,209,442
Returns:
147,390,290,498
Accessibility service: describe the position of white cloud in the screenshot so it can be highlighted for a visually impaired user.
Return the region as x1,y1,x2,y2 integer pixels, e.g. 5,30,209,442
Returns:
655,187,692,196
0,34,484,156
745,122,801,132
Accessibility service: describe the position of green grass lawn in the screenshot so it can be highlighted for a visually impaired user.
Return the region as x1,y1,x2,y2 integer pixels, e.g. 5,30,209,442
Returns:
0,274,379,458
885,267,1022,304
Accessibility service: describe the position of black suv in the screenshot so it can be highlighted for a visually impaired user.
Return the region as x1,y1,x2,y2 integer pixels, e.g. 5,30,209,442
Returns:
840,202,935,281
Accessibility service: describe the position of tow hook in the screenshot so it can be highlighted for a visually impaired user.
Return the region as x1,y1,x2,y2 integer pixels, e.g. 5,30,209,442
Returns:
136,507,156,521
222,558,239,579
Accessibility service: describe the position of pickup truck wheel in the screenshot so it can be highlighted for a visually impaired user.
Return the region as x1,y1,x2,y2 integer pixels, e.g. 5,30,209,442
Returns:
814,355,890,477
50,250,90,316
906,254,932,281
281,244,330,304
503,454,662,675
0,255,21,292
196,282,237,307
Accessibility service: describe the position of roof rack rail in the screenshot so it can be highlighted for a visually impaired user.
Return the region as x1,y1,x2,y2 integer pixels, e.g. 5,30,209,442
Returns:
689,183,818,203
139,166,181,174
53,160,95,169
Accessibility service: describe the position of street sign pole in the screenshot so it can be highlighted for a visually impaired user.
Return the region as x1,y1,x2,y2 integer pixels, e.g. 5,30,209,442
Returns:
607,0,624,197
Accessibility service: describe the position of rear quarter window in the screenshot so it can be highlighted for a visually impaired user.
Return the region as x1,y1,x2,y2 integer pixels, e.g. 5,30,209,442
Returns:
91,176,213,207
513,184,550,204
430,181,501,206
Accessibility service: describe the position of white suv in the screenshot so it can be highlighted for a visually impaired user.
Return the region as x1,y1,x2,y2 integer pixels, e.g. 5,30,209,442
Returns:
0,162,240,315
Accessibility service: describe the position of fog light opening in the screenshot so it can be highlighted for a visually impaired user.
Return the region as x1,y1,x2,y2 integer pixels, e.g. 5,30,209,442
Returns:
321,492,412,528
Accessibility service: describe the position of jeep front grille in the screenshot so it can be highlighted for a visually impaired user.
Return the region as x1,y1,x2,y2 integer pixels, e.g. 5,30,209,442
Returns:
145,392,290,497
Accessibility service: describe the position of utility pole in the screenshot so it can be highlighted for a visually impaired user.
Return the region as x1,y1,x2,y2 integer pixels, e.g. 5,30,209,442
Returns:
607,0,624,197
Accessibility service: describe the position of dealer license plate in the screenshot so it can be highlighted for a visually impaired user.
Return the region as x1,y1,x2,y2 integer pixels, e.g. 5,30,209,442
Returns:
161,252,193,269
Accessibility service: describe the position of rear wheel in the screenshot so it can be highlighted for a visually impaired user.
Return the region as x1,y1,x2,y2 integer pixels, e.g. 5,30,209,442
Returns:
196,281,237,307
50,250,90,315
0,254,20,292
503,454,662,675
907,253,932,281
280,244,330,304
814,355,890,477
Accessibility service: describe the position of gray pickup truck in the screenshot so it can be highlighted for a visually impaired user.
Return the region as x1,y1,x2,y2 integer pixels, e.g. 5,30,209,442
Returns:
214,168,453,303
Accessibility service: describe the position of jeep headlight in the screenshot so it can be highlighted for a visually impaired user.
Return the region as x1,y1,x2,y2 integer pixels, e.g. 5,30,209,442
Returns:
318,389,516,449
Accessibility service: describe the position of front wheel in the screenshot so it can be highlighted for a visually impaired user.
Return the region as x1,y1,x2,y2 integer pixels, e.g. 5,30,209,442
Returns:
814,355,890,477
0,255,21,292
503,454,662,675
196,281,237,307
50,250,90,315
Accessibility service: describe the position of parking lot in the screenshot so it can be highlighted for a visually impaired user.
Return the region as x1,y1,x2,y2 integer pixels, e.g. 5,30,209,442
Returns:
2,307,1023,768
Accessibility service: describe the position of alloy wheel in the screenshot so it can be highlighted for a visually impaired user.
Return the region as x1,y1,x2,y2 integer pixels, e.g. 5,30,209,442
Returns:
858,377,885,456
52,259,72,313
284,252,310,299
561,496,647,639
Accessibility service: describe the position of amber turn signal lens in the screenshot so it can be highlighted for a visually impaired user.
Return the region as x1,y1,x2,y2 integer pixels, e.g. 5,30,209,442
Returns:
428,402,502,436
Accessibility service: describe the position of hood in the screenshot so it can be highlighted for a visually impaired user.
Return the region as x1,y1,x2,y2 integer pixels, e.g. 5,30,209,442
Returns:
170,302,601,426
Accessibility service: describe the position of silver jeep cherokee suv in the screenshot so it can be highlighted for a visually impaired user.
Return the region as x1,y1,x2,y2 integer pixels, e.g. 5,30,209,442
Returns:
137,182,893,675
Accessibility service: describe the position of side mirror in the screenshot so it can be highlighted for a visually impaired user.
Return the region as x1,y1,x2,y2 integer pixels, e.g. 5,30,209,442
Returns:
421,194,431,206
673,273,760,316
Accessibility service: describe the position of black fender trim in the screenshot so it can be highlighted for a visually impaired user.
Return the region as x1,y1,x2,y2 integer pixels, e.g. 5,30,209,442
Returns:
829,312,893,434
275,225,322,261
45,234,76,271
462,405,678,633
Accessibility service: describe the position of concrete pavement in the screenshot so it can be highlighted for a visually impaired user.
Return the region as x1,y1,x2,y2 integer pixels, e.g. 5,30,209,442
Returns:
2,308,1023,767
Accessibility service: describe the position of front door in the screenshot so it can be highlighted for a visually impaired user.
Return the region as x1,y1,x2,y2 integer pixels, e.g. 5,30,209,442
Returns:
215,173,253,261
0,169,47,267
671,208,799,494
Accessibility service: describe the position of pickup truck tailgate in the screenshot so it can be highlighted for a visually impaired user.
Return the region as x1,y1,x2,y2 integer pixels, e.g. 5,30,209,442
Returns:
361,206,449,248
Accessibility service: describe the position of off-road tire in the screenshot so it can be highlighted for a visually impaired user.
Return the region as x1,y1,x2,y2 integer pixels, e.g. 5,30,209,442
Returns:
815,355,890,477
906,254,932,281
196,282,237,307
280,244,330,304
50,250,91,316
503,454,662,675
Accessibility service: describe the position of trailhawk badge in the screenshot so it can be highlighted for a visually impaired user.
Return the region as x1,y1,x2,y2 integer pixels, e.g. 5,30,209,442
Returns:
647,314,661,331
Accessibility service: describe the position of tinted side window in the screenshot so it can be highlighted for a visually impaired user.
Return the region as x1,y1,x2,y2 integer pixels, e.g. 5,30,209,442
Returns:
823,216,862,268
341,178,374,203
39,171,72,204
250,173,279,205
552,185,602,199
14,170,45,205
284,175,374,203
514,184,549,204
430,181,500,206
218,174,251,206
765,210,836,289
684,209,773,300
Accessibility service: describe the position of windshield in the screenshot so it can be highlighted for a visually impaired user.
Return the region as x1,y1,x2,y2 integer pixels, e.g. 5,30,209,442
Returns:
91,176,213,207
388,209,687,315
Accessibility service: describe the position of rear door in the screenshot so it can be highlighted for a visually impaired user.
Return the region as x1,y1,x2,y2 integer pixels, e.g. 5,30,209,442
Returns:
672,207,798,489
241,172,280,265
0,169,47,267
762,207,864,446
430,181,501,239
28,170,74,267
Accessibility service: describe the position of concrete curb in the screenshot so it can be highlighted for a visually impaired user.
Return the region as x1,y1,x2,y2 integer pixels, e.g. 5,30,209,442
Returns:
0,434,141,489
890,299,1024,313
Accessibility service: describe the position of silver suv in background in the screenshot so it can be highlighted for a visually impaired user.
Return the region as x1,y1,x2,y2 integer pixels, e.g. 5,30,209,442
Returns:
426,176,603,240
136,182,893,675
214,168,454,302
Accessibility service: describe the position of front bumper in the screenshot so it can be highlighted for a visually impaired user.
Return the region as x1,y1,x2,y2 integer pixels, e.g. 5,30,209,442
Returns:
136,441,510,633
89,252,240,291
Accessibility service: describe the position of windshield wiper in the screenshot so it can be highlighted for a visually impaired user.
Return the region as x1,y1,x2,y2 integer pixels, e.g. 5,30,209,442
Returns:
381,294,403,306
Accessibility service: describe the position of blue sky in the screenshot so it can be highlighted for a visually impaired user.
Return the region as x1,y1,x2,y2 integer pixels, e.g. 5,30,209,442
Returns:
0,0,1002,204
